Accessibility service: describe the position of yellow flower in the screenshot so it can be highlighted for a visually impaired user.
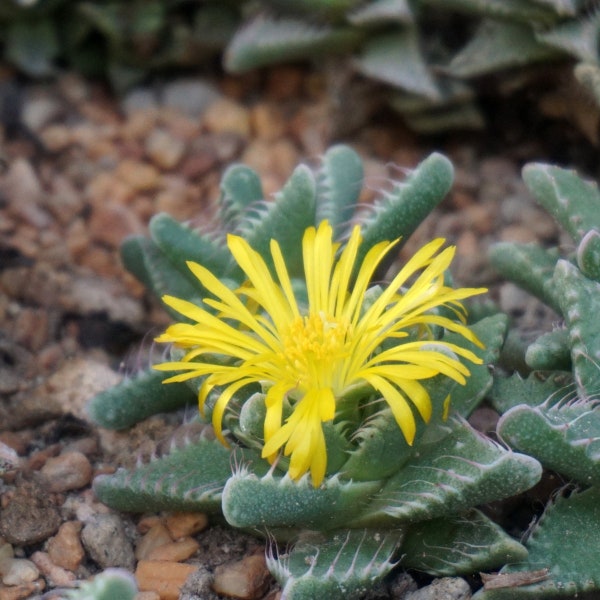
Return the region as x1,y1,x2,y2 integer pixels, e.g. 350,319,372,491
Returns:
155,221,485,486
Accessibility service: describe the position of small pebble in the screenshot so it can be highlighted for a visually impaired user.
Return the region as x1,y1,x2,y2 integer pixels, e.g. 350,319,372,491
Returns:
405,577,471,600
161,78,220,117
145,128,186,170
137,516,163,534
0,580,45,600
30,551,75,587
135,592,161,600
38,358,123,422
88,201,145,249
165,513,208,540
47,521,85,571
250,103,286,141
1,559,39,586
81,514,135,570
22,94,63,132
241,138,298,183
146,537,199,562
203,98,251,138
115,159,161,191
500,224,538,244
4,159,50,228
0,480,61,545
40,124,72,152
136,524,173,561
40,451,93,493
0,543,13,571
121,88,159,114
212,554,271,600
135,560,196,600
0,444,20,475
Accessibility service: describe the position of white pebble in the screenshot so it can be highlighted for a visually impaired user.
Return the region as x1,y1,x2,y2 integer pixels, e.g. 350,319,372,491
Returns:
1,558,40,585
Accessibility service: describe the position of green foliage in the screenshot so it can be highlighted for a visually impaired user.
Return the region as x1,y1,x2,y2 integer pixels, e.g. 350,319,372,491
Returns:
66,569,137,600
475,488,600,599
488,162,600,597
0,0,240,89
87,369,196,430
3,0,600,129
89,146,538,599
269,529,400,600
401,509,528,576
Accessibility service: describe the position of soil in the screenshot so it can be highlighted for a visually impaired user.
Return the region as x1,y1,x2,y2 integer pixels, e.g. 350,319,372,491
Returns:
0,63,596,599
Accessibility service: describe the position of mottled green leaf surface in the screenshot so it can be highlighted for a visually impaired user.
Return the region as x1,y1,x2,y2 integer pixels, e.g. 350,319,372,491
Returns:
402,509,527,575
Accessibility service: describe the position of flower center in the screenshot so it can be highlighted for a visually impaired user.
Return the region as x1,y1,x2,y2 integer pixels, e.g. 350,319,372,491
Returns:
282,313,351,391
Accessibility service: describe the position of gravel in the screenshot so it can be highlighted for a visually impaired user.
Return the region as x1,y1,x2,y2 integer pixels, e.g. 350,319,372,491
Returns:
0,66,576,599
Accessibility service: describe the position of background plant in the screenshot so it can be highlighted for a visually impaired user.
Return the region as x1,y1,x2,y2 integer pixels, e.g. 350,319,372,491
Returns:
88,145,541,599
3,0,599,133
479,162,600,598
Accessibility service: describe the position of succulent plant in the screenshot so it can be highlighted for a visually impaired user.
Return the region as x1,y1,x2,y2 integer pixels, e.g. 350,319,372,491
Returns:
89,145,541,599
0,0,241,88
223,0,600,132
3,0,600,130
480,162,600,598
66,568,137,600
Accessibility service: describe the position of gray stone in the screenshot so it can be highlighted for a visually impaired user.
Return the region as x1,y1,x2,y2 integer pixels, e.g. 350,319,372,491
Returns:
0,479,61,545
121,87,159,115
161,78,221,118
81,514,135,570
22,93,63,132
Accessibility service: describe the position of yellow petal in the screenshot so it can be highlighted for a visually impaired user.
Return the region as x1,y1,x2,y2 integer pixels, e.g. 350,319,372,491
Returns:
211,378,256,445
362,374,417,445
330,224,361,315
227,235,295,330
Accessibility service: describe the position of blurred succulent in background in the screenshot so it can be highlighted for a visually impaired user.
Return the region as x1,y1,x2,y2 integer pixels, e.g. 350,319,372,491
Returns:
0,0,241,87
88,145,542,598
66,569,137,600
480,162,600,598
2,0,600,132
225,0,600,133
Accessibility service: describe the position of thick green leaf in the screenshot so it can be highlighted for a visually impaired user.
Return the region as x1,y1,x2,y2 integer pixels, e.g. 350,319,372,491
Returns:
224,16,364,72
269,529,400,600
355,152,453,275
536,14,600,63
352,419,541,526
348,0,413,26
149,213,232,280
498,398,600,486
553,259,600,399
94,432,267,514
235,164,317,278
222,472,380,531
475,488,600,599
354,29,440,99
523,162,600,246
87,369,197,430
315,145,363,239
120,235,155,291
444,314,507,417
402,509,527,575
525,328,571,371
489,370,574,415
341,407,416,481
447,21,560,78
219,164,264,233
6,18,59,76
488,243,562,314
576,229,600,282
